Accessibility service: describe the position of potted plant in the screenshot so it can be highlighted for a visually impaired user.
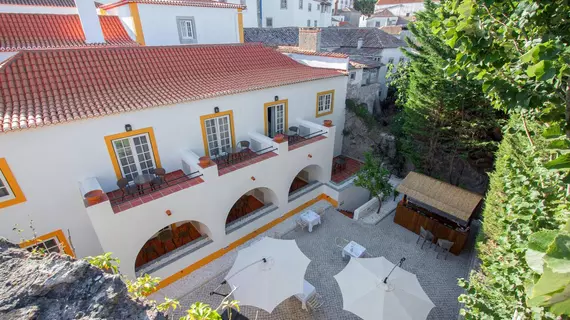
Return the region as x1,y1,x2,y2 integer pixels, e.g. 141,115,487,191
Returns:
323,119,333,127
199,156,211,167
273,133,285,143
84,190,104,206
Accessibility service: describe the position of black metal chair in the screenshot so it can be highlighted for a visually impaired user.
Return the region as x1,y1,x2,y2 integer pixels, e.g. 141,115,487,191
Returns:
117,178,136,200
436,239,454,260
237,141,250,160
150,168,167,190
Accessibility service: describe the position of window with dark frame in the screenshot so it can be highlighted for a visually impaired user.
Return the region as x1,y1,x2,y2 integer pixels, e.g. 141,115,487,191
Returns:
281,0,287,9
266,17,273,27
299,0,302,9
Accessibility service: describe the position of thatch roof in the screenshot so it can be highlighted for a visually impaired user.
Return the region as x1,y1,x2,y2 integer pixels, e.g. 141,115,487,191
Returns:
396,172,483,222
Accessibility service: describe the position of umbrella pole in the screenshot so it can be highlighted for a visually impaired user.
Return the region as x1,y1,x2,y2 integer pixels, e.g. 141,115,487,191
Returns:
210,258,269,297
383,257,406,284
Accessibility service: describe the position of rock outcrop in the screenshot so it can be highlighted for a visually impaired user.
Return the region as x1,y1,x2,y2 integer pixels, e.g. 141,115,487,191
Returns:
0,239,166,320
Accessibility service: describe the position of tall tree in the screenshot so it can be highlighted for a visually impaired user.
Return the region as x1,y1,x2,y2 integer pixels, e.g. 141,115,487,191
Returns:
390,0,501,187
353,0,375,16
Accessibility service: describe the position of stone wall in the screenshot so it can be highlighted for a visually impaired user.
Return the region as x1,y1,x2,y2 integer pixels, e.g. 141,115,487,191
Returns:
341,110,397,162
0,239,166,320
346,83,381,113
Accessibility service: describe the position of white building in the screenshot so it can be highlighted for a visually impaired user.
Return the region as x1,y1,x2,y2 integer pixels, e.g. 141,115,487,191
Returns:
0,43,369,286
334,0,353,11
232,0,333,28
375,0,436,17
363,8,402,27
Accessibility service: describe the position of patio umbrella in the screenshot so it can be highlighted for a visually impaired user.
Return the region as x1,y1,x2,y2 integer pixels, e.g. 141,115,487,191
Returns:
224,237,311,313
334,256,435,320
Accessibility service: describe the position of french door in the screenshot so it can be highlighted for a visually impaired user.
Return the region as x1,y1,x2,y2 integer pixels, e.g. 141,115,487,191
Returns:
204,115,232,157
112,133,156,180
266,103,285,138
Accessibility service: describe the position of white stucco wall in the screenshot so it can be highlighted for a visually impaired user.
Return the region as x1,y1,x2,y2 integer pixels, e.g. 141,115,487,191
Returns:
108,5,137,41
365,16,398,27
375,2,425,16
135,4,240,45
0,76,347,276
0,5,77,13
259,0,331,28
283,53,349,70
348,68,363,85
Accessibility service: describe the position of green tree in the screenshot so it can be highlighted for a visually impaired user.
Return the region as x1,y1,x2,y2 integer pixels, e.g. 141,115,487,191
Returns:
354,152,393,213
427,0,570,318
390,0,502,185
353,0,375,16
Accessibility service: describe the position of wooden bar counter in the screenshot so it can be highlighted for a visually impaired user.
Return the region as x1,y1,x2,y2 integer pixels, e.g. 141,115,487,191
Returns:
394,201,469,255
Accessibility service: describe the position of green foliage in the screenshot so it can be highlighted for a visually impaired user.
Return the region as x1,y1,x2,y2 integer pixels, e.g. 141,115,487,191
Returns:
354,152,393,212
390,0,502,182
125,273,161,298
353,0,375,15
346,99,376,129
85,252,120,274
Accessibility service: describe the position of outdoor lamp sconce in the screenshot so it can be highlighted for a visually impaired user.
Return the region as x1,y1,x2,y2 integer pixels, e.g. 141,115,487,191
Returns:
308,154,313,158
165,210,172,216
251,176,256,181
214,107,220,113
125,124,132,132
274,96,279,101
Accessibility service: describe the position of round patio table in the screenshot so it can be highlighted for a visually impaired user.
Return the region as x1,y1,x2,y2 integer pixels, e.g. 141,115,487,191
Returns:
134,174,155,194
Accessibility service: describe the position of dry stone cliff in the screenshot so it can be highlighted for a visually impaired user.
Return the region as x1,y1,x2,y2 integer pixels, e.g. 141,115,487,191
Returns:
0,239,166,320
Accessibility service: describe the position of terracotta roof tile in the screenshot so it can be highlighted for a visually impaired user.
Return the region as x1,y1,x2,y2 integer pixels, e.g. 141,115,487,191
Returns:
0,0,75,6
0,44,343,132
0,13,138,51
101,0,245,10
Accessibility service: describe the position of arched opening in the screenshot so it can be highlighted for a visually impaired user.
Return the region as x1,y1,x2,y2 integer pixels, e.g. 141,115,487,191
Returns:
135,220,211,271
225,187,278,234
288,164,325,196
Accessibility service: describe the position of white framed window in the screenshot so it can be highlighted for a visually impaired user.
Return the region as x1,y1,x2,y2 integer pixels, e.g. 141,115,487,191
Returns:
299,0,302,9
112,133,156,181
307,19,311,26
0,170,15,201
349,72,356,80
25,237,61,254
317,4,320,10
308,3,311,11
266,103,286,138
281,0,287,9
266,17,273,27
204,115,233,157
317,91,334,115
314,20,318,27
375,21,380,27
176,17,197,44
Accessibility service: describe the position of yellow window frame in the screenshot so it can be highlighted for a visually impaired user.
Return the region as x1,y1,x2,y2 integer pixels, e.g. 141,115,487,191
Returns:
0,158,26,209
104,127,162,180
20,229,75,257
200,110,237,156
264,99,289,136
315,89,335,117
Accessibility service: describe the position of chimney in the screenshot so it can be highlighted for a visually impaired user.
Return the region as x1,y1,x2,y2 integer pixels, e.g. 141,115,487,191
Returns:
357,38,363,49
76,0,105,44
299,28,321,52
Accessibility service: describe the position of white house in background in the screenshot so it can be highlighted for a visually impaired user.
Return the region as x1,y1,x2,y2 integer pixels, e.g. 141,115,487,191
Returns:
375,0,436,17
334,0,353,11
101,0,245,45
363,8,405,27
232,0,332,28
245,27,408,101
0,43,367,285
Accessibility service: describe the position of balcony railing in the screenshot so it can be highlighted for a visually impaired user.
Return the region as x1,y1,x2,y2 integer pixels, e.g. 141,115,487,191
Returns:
288,130,325,146
213,145,277,170
107,170,204,209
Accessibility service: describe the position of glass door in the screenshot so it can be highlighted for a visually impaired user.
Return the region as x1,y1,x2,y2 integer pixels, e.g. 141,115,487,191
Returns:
112,133,156,180
204,115,232,157
266,103,285,138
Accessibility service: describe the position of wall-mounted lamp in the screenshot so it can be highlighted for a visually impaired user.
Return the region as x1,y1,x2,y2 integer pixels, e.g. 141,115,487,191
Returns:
125,124,132,132
274,96,279,101
308,154,313,158
251,176,256,181
165,210,172,216
214,107,220,113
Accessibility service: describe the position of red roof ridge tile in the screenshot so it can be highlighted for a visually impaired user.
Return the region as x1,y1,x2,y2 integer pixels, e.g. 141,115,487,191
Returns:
0,44,343,133
276,46,349,58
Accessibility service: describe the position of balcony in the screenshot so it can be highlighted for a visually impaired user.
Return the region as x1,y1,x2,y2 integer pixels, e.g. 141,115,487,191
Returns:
330,155,363,184
213,145,278,177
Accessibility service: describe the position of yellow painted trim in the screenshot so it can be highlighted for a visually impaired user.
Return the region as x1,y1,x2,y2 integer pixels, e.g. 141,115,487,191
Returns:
104,127,162,180
0,158,26,209
237,8,244,43
315,89,335,118
20,229,75,258
263,99,288,136
129,3,146,45
200,110,236,156
151,193,337,293
99,8,107,15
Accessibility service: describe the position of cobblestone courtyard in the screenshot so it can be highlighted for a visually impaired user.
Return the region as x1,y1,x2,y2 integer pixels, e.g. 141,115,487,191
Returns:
170,206,476,319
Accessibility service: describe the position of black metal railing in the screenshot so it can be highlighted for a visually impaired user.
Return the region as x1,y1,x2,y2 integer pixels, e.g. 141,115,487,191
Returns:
214,146,277,170
288,130,325,146
109,171,203,206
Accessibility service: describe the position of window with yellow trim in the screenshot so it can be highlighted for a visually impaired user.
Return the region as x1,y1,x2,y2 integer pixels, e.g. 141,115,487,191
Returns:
316,90,334,117
200,110,236,157
0,158,26,209
20,230,75,257
104,128,161,180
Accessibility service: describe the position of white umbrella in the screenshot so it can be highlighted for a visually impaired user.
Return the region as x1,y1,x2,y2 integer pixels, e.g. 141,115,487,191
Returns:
224,237,311,313
334,256,435,320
